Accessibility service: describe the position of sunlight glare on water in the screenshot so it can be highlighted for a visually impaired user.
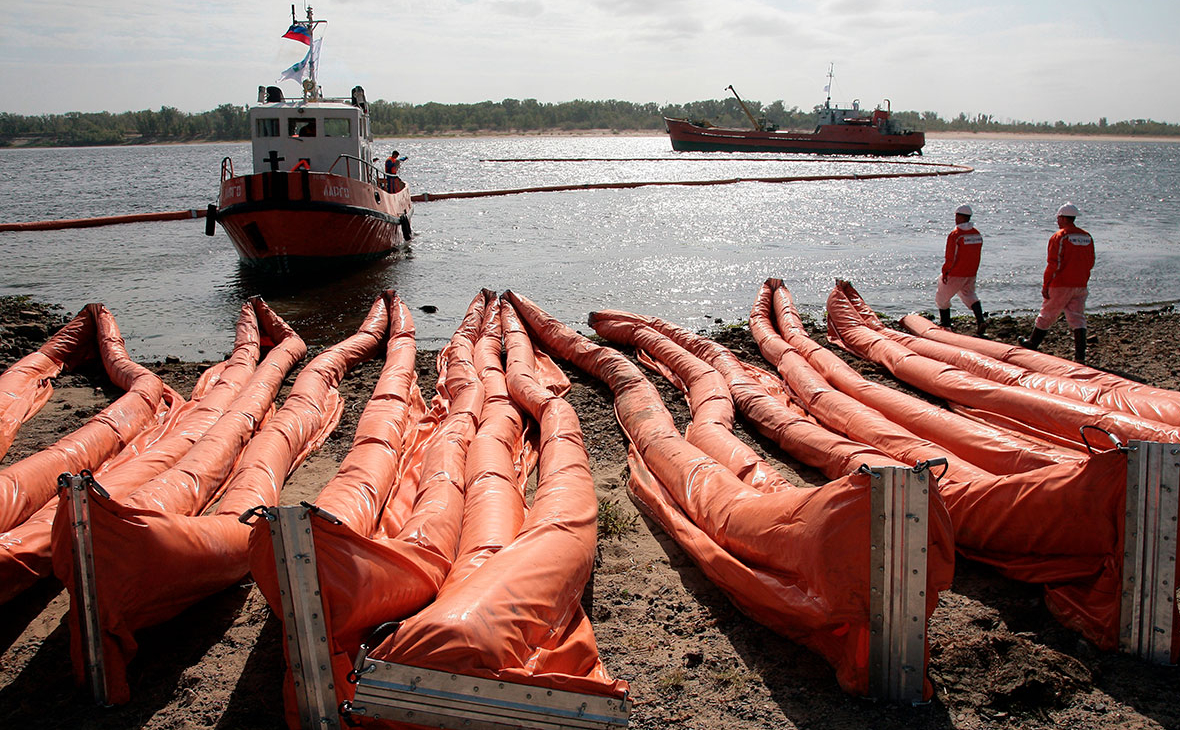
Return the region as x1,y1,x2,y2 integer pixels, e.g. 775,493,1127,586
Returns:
1,136,1177,359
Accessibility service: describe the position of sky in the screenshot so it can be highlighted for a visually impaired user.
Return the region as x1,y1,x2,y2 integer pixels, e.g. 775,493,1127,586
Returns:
4,0,1179,124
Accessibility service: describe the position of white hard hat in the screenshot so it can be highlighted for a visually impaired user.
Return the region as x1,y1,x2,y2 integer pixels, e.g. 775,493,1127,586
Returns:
1056,203,1079,217
955,204,972,216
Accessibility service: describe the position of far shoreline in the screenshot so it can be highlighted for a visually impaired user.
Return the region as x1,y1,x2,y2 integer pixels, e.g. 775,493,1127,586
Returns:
4,128,1180,149
925,130,1180,143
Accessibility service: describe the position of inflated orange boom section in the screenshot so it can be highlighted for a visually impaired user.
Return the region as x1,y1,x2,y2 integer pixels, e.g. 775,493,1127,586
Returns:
48,298,305,703
250,291,626,729
51,295,394,704
822,279,1178,653
0,306,102,461
361,295,627,711
826,280,1180,447
1,304,183,603
504,290,955,698
898,312,1180,426
249,290,476,727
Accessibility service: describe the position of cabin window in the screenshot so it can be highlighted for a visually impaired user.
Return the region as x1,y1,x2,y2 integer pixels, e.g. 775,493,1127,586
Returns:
324,118,351,138
255,118,280,137
288,118,318,138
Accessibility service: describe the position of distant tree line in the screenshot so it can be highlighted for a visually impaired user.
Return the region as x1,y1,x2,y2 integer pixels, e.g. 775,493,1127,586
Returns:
1,97,1176,146
0,104,249,146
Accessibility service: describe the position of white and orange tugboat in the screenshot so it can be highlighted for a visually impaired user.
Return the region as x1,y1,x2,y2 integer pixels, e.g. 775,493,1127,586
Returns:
208,6,412,273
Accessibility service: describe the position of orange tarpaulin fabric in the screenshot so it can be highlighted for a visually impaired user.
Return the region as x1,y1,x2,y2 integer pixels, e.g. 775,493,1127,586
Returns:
506,291,953,698
250,291,481,729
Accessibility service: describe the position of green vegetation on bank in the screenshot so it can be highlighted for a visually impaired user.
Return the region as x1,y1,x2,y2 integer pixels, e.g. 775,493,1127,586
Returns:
2,97,1177,147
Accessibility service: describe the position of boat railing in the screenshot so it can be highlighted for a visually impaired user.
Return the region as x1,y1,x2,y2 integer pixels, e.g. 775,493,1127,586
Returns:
328,154,383,186
220,157,235,182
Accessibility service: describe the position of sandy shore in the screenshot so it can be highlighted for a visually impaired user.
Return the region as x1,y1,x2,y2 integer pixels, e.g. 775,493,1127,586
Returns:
2,296,1178,730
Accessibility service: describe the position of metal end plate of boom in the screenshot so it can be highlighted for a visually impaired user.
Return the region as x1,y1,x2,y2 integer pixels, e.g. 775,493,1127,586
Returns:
348,660,632,730
865,462,933,704
1120,441,1179,664
61,472,110,706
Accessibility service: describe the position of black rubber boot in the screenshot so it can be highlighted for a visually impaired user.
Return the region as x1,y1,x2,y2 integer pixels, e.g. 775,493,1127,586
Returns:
1019,327,1048,350
939,308,952,327
1073,328,1087,363
971,302,987,336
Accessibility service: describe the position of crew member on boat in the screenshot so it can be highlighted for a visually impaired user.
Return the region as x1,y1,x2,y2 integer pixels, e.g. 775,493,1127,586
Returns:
1019,203,1095,362
385,151,407,192
936,204,987,335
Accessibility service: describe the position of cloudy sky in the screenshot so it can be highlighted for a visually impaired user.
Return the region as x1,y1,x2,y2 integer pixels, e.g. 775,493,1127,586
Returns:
5,0,1178,124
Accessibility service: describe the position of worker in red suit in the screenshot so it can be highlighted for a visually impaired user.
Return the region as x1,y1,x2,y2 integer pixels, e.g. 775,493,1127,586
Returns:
385,151,407,192
1019,203,1095,362
936,204,987,335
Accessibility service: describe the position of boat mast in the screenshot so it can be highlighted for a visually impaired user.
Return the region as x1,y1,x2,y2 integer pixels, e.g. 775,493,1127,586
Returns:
293,4,327,101
726,85,765,132
824,63,834,110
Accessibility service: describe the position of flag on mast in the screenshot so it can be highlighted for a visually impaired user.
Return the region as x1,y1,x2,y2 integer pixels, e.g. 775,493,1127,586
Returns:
282,24,312,45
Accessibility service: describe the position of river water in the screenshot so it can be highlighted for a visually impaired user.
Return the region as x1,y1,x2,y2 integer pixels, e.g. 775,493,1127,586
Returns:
1,136,1177,360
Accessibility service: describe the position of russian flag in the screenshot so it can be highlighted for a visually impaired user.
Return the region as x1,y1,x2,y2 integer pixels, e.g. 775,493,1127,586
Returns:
282,24,312,45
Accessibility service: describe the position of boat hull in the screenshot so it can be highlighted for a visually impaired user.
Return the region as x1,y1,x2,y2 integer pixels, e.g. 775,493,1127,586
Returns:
664,117,924,156
217,170,412,274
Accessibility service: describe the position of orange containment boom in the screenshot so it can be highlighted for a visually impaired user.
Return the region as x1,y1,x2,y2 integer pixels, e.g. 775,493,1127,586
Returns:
3,299,299,605
0,208,208,232
823,280,1178,660
0,304,171,536
248,291,480,729
0,306,103,460
344,294,629,727
899,312,1180,426
0,304,183,604
52,294,396,705
749,279,1081,474
747,279,1133,649
826,280,1180,448
507,291,954,701
407,161,972,203
249,291,628,729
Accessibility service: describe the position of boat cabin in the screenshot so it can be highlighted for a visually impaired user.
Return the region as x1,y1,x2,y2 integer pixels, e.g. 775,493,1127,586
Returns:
248,85,377,181
817,99,909,135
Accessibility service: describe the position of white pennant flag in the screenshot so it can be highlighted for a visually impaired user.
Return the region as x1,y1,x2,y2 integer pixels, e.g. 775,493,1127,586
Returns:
277,38,323,83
